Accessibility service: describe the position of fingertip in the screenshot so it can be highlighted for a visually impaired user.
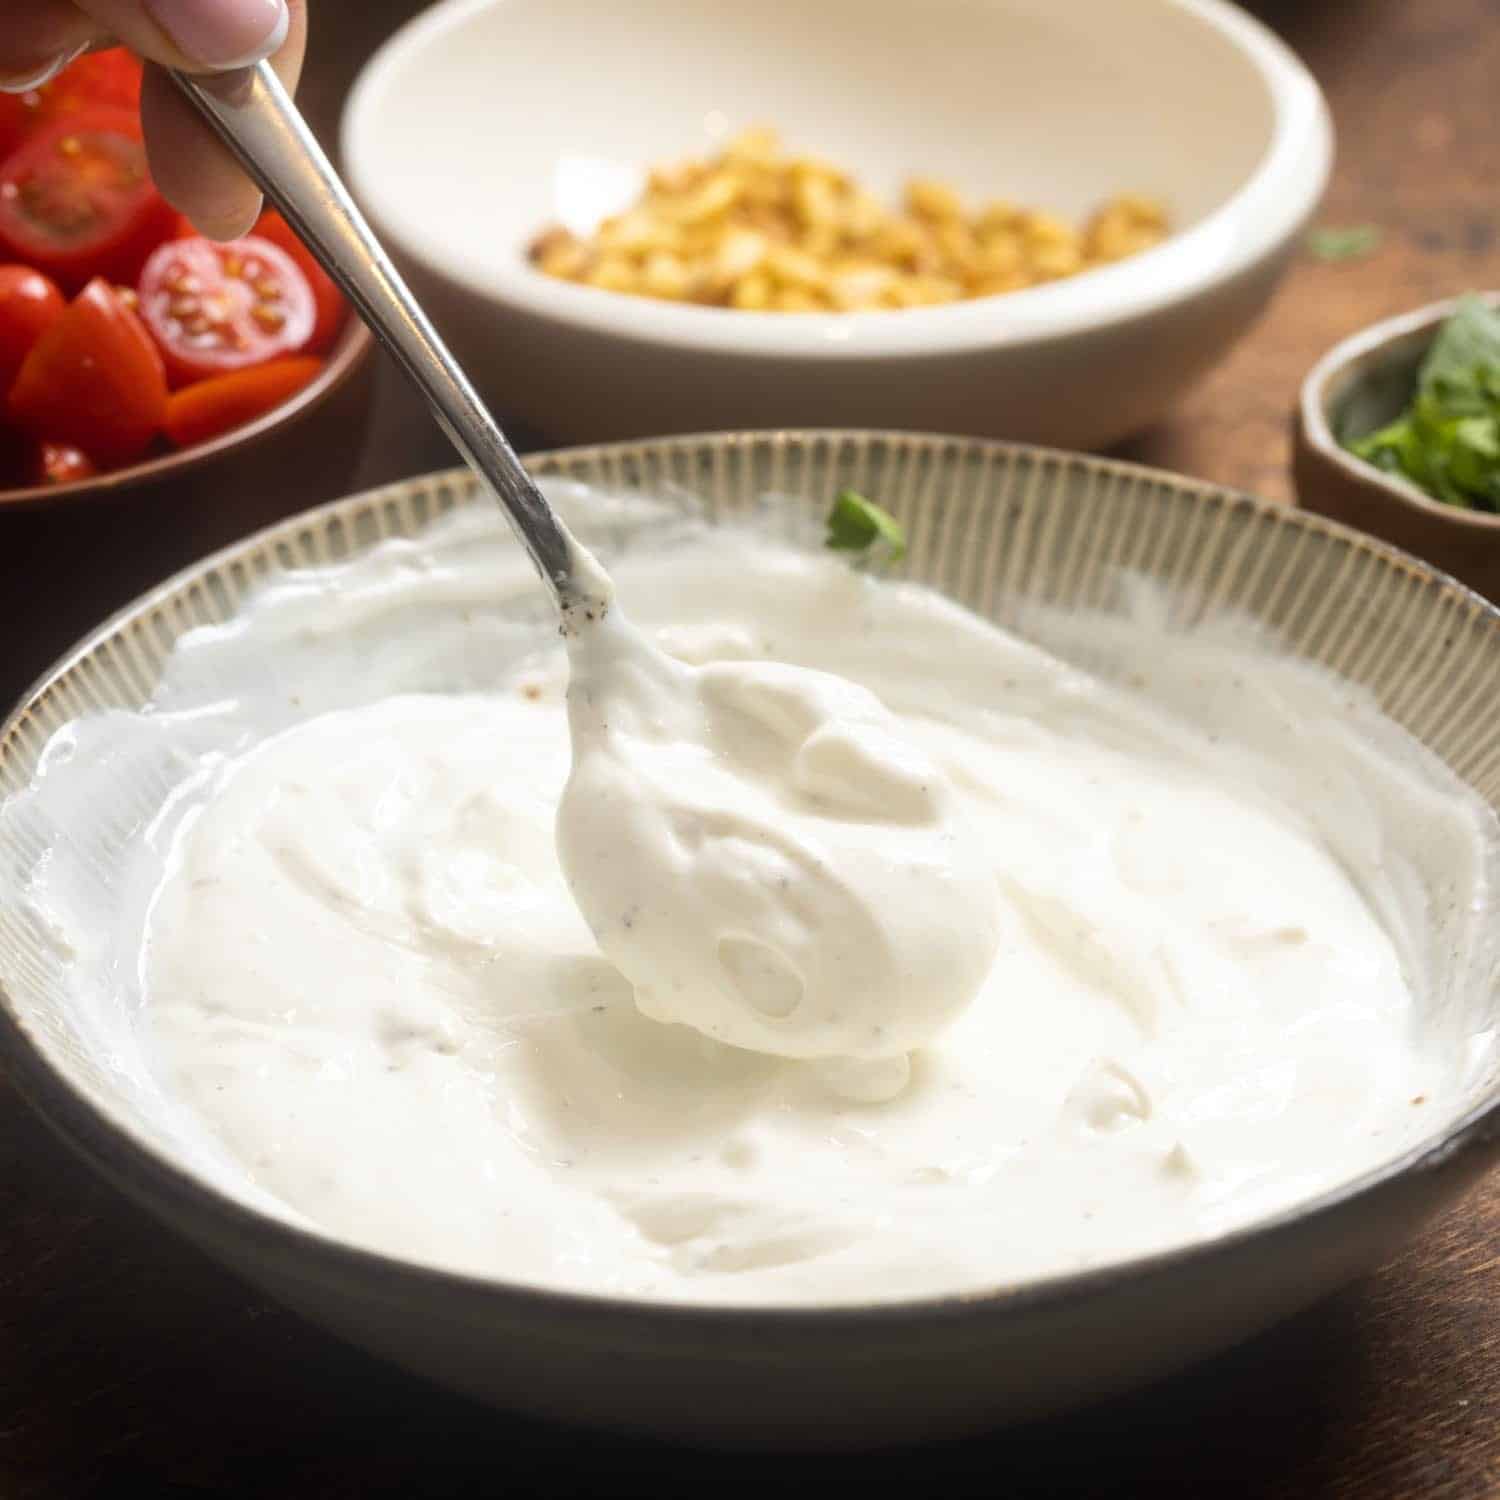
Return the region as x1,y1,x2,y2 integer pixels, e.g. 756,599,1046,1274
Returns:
140,63,262,241
0,0,100,92
192,191,264,243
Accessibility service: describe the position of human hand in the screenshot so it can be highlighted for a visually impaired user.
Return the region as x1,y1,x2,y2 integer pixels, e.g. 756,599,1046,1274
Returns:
0,1,306,239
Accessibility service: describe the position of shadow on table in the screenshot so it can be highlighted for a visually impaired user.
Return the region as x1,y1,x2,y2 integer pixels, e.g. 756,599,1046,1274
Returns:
1238,0,1393,50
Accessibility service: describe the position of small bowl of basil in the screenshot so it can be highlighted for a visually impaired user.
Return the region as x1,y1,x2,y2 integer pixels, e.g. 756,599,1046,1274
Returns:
1296,293,1500,600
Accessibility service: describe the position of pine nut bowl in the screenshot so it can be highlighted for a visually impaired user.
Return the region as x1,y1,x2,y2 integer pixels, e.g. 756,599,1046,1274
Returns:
342,0,1332,448
2,432,1498,1450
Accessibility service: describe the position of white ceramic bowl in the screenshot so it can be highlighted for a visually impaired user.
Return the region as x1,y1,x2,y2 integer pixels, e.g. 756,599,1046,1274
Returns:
343,0,1331,448
3,433,1499,1449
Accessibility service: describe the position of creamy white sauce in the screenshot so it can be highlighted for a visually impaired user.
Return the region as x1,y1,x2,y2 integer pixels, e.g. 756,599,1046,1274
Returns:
7,490,1496,1307
559,605,999,1069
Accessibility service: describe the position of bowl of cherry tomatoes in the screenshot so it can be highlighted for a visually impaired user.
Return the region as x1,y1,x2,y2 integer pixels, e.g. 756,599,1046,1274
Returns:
0,49,372,510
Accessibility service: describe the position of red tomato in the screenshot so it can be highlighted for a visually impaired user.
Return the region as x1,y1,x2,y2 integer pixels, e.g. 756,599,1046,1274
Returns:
28,440,97,486
35,51,143,121
0,98,29,163
8,277,167,467
138,236,317,385
0,109,176,292
0,264,64,394
0,50,143,163
164,356,324,448
253,210,347,354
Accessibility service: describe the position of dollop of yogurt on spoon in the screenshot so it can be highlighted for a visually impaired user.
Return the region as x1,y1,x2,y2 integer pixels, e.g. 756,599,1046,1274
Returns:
555,551,1001,1079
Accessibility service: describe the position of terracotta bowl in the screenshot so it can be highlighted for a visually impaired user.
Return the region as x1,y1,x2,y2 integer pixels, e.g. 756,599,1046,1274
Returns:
0,322,377,707
0,320,376,515
1294,292,1500,600
3,432,1500,1448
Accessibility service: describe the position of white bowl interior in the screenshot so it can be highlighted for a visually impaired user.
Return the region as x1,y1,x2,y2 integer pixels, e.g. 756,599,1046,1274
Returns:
347,0,1276,306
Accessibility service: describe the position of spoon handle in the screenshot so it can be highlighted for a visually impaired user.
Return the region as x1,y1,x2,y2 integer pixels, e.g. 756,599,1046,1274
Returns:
168,62,593,617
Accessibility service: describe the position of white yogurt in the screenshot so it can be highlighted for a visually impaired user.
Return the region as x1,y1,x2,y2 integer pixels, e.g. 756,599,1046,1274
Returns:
9,491,1493,1307
558,606,1000,1067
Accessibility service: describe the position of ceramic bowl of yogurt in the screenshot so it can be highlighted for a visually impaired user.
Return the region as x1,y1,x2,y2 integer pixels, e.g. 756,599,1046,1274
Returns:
341,0,1331,448
2,431,1499,1449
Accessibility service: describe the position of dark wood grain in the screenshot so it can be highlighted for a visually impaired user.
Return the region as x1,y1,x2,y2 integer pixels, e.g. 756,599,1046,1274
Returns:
4,2,1500,1494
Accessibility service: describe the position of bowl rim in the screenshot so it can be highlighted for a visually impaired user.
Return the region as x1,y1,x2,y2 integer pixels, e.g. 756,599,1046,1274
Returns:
0,321,376,514
1299,289,1500,533
341,0,1333,361
4,429,1500,1336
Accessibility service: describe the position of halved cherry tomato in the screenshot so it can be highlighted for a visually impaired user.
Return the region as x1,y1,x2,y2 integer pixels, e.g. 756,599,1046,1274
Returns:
0,264,64,394
28,440,97,486
0,109,176,292
253,210,347,354
164,356,323,448
0,98,30,163
0,51,143,173
32,51,143,122
138,235,316,385
8,277,167,466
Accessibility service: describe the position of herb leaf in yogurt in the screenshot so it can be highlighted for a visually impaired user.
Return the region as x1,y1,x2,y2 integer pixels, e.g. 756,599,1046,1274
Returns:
825,489,907,564
1348,294,1500,511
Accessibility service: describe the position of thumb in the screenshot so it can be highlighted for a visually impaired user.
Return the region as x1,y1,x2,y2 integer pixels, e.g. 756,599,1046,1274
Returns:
74,0,289,72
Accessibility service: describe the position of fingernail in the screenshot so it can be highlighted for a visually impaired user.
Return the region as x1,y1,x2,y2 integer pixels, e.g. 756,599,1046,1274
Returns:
0,39,89,95
145,0,290,70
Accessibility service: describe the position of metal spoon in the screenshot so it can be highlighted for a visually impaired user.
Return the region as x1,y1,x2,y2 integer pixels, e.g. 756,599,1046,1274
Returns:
167,61,608,631
169,65,1000,1068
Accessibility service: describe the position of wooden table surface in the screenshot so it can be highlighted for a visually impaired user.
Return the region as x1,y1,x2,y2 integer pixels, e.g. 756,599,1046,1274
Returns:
5,2,1500,1495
